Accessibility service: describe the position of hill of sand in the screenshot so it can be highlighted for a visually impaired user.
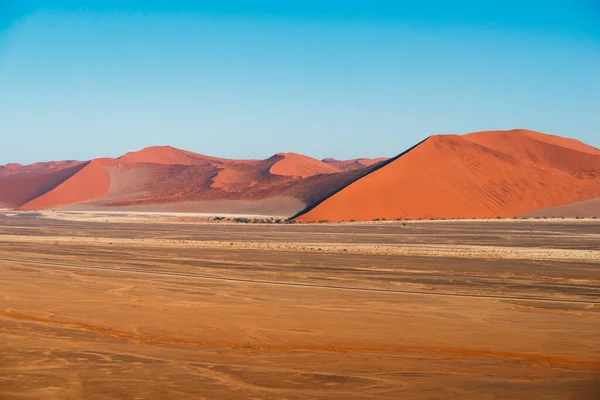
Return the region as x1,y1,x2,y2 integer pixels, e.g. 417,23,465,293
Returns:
269,153,340,178
295,130,600,222
118,145,228,165
322,157,388,171
5,147,377,216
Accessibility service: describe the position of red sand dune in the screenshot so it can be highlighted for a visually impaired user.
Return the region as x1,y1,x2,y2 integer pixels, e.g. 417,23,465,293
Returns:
322,157,388,171
18,159,115,211
0,163,24,170
92,154,371,213
0,162,86,208
296,130,600,221
118,145,229,166
269,153,340,178
6,147,374,216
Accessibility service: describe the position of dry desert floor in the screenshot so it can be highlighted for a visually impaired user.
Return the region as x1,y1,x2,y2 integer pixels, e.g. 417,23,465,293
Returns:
1,212,599,399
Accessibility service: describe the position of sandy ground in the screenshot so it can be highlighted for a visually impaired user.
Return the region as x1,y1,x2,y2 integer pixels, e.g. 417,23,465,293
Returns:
0,214,599,399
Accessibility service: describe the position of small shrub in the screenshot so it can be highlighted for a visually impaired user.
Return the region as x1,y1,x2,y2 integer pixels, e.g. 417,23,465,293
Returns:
373,218,381,221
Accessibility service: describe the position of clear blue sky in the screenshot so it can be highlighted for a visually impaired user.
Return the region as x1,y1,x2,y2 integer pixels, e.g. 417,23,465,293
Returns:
1,1,599,164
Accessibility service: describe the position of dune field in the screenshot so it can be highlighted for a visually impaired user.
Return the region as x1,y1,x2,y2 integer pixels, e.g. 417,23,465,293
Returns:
2,130,599,220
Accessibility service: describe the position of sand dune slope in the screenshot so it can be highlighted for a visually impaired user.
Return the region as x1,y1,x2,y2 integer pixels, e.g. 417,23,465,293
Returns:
18,159,115,210
296,131,600,221
0,162,85,208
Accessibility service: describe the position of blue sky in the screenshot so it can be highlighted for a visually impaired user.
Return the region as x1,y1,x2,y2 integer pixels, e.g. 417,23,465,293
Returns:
1,1,599,164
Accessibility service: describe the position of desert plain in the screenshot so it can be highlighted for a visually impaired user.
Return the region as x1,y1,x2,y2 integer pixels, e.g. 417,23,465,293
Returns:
0,212,599,399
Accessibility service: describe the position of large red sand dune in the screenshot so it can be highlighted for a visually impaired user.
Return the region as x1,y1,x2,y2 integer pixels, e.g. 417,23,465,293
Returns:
296,130,600,221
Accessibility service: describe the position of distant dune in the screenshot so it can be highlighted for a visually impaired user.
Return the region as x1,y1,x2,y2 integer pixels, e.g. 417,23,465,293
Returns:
118,145,228,165
322,157,388,171
2,146,375,216
269,153,341,178
3,130,599,220
0,162,85,208
295,130,600,221
18,159,115,211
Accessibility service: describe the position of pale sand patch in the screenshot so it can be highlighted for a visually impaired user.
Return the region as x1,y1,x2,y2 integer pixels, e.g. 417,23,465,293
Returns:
48,197,304,219
2,234,598,262
6,210,600,225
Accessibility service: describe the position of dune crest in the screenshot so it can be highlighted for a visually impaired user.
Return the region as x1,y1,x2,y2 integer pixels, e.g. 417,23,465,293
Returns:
118,146,228,166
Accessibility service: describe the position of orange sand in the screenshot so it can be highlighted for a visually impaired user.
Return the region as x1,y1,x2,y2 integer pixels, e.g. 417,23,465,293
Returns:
297,131,600,221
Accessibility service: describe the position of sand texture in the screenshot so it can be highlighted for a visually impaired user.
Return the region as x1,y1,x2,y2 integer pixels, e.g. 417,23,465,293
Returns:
1,214,599,399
